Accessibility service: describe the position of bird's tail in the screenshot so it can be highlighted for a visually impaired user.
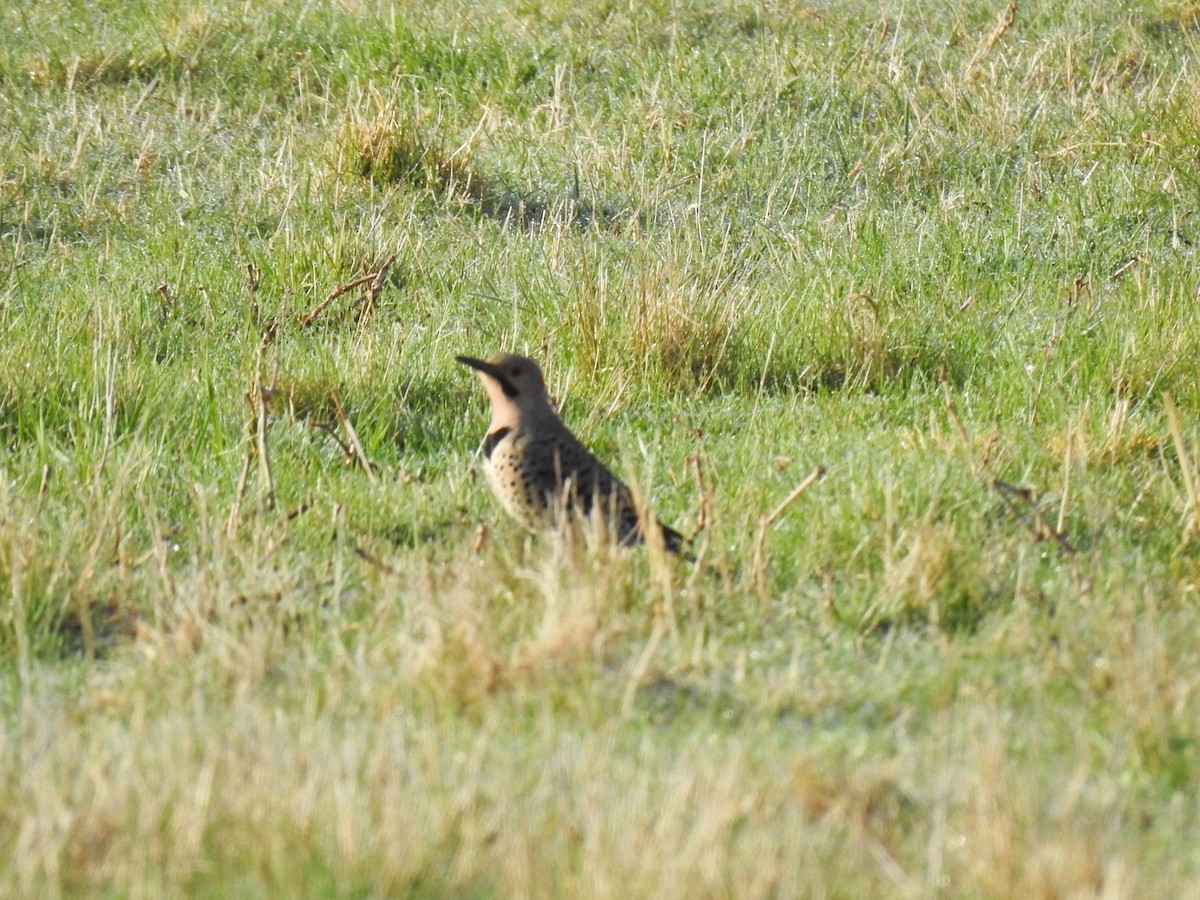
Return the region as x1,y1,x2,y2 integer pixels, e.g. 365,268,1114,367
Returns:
657,522,694,560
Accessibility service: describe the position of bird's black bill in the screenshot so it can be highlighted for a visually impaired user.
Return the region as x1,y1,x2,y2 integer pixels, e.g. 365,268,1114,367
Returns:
456,355,518,398
456,355,490,373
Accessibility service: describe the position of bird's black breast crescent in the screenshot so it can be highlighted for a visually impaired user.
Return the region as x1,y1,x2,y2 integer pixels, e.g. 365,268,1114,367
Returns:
483,427,513,459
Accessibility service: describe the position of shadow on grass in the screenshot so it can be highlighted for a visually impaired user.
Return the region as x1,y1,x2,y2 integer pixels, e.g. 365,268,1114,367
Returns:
195,834,499,899
55,597,140,660
1145,5,1200,38
353,120,637,232
695,338,972,399
0,382,149,451
22,46,191,91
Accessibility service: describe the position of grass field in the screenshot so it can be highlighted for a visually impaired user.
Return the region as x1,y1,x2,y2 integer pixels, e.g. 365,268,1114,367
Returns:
4,0,1200,895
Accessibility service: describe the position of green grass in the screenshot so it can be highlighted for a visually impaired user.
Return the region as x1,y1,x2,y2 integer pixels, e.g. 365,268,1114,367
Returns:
4,0,1200,895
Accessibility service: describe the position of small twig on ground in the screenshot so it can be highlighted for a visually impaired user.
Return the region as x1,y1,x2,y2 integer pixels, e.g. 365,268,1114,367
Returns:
944,381,1074,553
309,420,354,459
751,466,826,595
226,333,277,536
1110,256,1139,282
228,438,254,536
354,544,401,576
244,262,262,324
330,390,375,483
299,273,373,326
357,252,397,324
252,340,277,515
255,386,276,514
991,478,1076,554
243,261,261,293
300,253,398,327
1070,275,1090,307
156,283,172,319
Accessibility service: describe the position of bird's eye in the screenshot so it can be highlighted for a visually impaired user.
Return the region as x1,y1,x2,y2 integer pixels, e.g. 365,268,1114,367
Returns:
511,367,522,377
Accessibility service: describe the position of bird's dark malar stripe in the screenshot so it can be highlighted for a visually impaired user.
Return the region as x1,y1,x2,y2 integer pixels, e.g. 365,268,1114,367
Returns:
496,375,518,399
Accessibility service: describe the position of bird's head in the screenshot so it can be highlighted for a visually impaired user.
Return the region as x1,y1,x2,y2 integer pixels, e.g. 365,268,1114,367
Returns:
457,352,555,430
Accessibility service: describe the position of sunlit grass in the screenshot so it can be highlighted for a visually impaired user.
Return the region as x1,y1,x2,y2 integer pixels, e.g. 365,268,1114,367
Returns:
3,0,1200,895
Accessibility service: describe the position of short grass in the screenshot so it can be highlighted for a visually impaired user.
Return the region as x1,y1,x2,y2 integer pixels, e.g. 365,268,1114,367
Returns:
4,0,1200,895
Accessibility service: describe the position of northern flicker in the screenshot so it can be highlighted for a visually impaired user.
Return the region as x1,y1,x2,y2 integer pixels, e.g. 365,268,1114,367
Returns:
457,353,687,554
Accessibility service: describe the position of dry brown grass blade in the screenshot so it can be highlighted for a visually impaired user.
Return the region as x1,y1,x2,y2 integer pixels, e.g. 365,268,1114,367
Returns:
255,392,276,515
228,436,254,536
1110,256,1139,281
9,532,31,690
751,466,826,595
621,618,667,717
226,335,276,536
964,1,1018,78
1164,393,1200,545
687,435,711,542
330,390,376,483
1056,431,1073,538
982,2,1017,53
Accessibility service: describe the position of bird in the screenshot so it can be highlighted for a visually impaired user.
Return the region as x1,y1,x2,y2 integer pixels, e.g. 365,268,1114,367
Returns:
457,352,687,554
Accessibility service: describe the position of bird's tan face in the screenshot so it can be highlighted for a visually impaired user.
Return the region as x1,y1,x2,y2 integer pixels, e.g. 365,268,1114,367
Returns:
457,353,553,431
